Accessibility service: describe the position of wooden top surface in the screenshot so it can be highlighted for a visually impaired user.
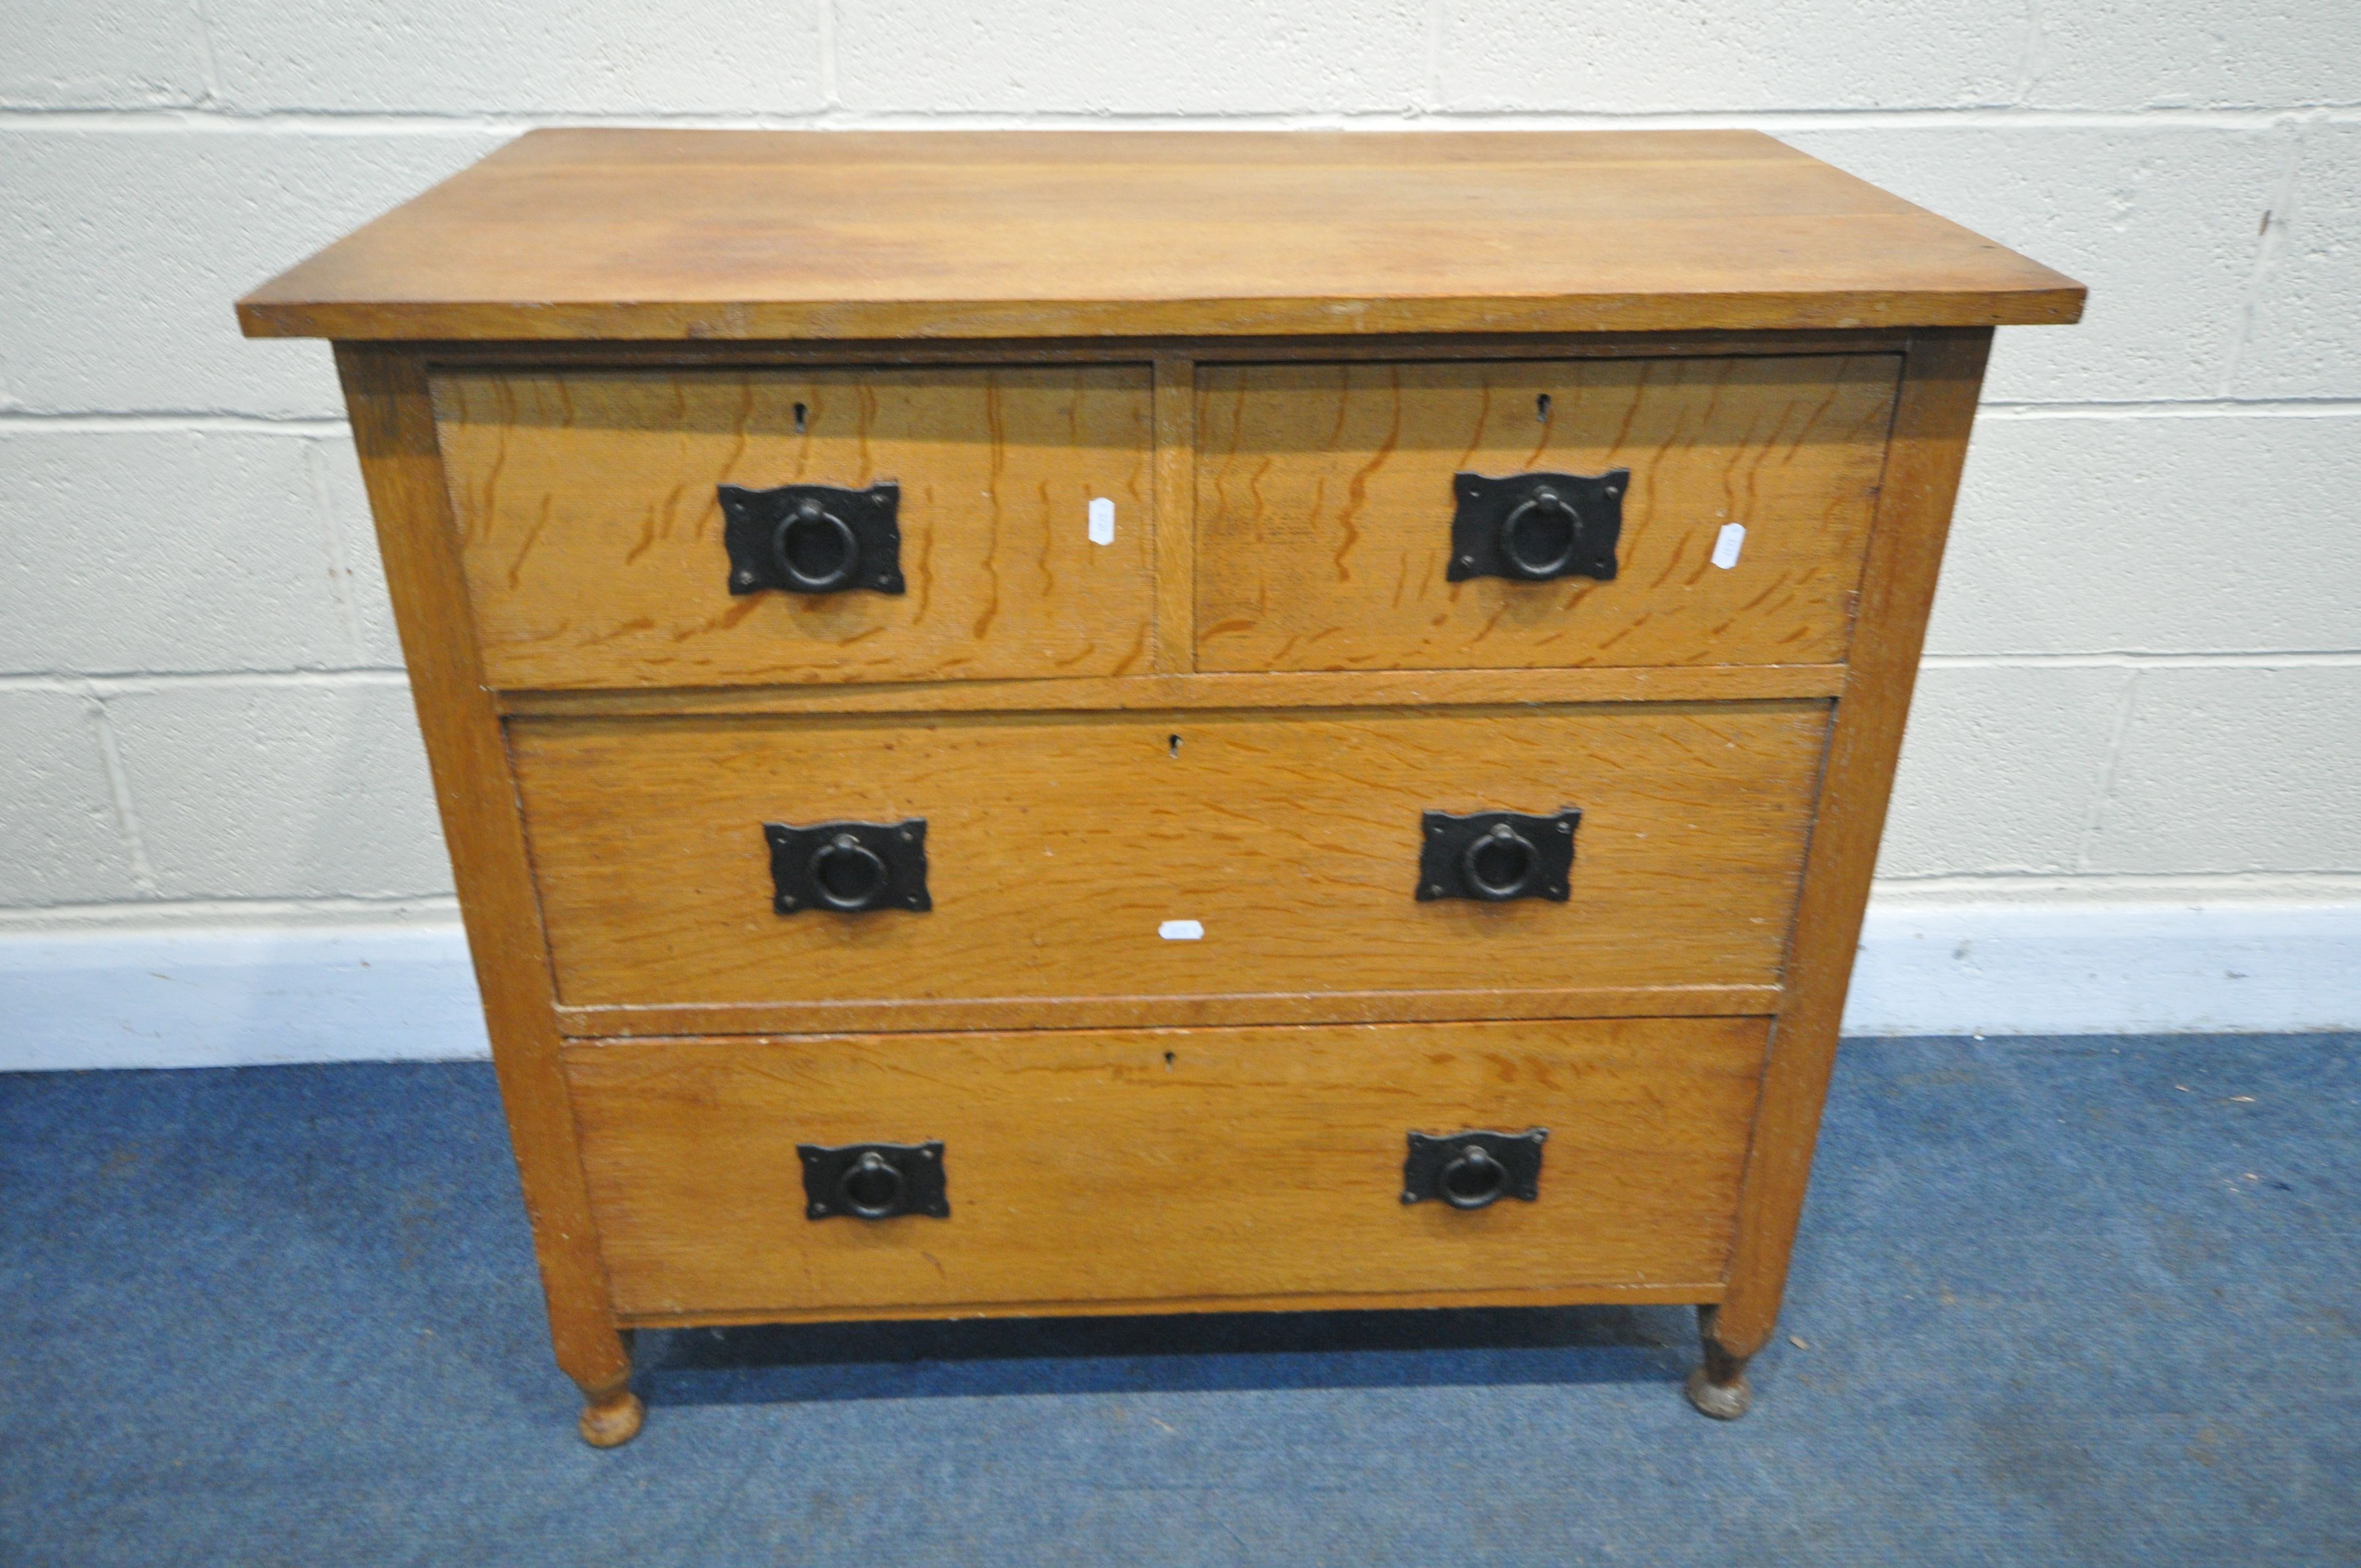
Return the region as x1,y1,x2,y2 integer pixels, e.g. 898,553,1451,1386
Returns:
240,129,2082,341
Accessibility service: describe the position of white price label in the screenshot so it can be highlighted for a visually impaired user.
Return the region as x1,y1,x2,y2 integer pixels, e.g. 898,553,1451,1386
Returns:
1711,522,1746,569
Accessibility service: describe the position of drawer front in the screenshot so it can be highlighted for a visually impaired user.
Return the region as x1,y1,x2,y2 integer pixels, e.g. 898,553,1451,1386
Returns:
564,1017,1769,1319
1194,355,1900,673
512,703,1826,1031
433,366,1156,689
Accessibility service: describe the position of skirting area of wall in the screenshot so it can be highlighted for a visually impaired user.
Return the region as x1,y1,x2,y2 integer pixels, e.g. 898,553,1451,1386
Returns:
3,902,2356,1071
0,924,491,1072
1841,900,2361,1037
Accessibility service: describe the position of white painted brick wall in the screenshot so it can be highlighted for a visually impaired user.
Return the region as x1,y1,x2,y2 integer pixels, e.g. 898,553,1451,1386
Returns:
2236,123,2361,398
0,3,210,109
0,690,145,905
2093,666,2361,874
1930,412,2361,655
2,1,2356,985
1439,3,2027,112
837,1,1430,114
0,429,364,672
101,680,448,899
1,129,505,417
204,1,826,115
2022,2,2361,109
1874,665,2135,880
1786,125,2292,404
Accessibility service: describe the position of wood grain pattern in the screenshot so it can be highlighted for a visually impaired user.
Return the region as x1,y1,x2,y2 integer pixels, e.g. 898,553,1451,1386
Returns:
271,126,2080,1421
616,1280,1720,1330
238,130,2085,341
552,984,1782,1041
1196,354,1902,674
494,663,1849,720
407,328,1918,370
503,666,1841,722
1716,329,1994,1360
433,365,1155,689
1151,355,1197,671
332,346,632,1406
511,703,1829,1023
562,1017,1771,1318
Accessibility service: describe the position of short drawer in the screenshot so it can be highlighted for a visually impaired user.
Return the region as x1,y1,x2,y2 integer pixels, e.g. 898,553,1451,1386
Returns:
563,1016,1769,1320
510,702,1826,1035
1194,354,1900,673
432,365,1156,689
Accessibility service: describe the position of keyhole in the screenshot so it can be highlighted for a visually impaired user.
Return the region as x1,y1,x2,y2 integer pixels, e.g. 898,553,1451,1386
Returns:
793,402,808,434
1536,393,1552,421
1168,734,1181,757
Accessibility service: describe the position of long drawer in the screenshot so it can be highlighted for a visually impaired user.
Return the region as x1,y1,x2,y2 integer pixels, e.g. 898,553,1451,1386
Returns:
510,701,1827,1035
433,364,1157,689
1195,354,1900,673
563,1017,1770,1321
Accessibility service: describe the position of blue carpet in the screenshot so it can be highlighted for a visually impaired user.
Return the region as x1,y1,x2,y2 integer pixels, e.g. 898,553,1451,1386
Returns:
1,1035,2353,1566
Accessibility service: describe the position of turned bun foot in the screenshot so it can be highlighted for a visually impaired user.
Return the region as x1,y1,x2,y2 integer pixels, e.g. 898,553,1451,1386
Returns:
1684,1365,1753,1420
578,1389,645,1448
1686,1304,1756,1419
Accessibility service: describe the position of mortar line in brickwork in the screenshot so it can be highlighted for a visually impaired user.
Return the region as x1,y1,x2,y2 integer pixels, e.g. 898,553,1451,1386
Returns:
0,671,410,693
2,655,2351,695
0,413,353,435
817,0,840,112
2011,0,2043,107
1918,652,2361,669
16,879,2360,935
83,693,160,896
3,106,2359,134
0,894,463,931
1422,0,1446,113
1870,870,2361,898
1978,399,2361,420
4,403,2356,440
2216,124,2310,398
186,0,224,109
2074,669,2148,874
306,441,372,661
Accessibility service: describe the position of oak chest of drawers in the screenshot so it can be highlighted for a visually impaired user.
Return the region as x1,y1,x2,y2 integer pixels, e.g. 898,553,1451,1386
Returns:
240,129,2081,1445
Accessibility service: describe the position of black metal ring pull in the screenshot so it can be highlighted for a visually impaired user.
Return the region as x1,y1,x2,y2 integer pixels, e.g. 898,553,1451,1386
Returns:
722,481,904,597
800,1140,949,1221
1448,469,1625,584
1460,822,1541,900
808,832,889,910
772,500,861,593
1418,809,1577,903
836,1151,907,1219
1402,1129,1546,1208
1499,488,1581,579
1438,1145,1510,1210
768,819,929,915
